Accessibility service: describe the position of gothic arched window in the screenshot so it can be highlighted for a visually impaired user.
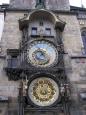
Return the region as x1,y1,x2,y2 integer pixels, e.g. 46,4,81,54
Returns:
82,30,86,54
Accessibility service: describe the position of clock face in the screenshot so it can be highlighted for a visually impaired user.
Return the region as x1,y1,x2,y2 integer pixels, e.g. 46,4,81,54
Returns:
28,77,59,107
27,40,58,67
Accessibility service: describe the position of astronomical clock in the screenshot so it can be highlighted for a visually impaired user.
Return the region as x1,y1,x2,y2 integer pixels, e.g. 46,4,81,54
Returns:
27,40,58,68
18,9,70,115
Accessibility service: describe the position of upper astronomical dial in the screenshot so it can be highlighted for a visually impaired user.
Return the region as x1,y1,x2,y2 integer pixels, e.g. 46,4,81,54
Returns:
27,40,58,67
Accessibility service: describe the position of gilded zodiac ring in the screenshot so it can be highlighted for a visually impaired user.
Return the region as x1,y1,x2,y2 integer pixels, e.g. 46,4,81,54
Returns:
28,77,59,106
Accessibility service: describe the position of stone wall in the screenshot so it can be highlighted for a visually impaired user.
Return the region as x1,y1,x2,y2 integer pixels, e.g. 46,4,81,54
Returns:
59,14,83,55
0,10,86,114
0,57,19,97
1,12,25,55
10,0,70,10
1,12,83,55
0,11,84,99
0,103,8,115
60,14,86,111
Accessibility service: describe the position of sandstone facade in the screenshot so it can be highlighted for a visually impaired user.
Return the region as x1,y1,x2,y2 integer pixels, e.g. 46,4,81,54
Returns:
0,1,86,115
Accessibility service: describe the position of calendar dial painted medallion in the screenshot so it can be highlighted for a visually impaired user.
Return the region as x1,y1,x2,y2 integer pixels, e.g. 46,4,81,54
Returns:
28,77,59,107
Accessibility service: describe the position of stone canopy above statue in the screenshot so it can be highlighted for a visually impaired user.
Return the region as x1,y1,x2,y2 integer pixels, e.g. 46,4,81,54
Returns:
10,0,70,11
19,9,65,31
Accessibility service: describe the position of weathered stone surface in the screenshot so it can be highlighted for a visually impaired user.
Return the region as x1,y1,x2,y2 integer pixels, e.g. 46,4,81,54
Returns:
10,0,70,10
0,58,19,97
59,14,83,55
1,12,25,54
1,10,86,102
0,1,86,114
0,104,8,115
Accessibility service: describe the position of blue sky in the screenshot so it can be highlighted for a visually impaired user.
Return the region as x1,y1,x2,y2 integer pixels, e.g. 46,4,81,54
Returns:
0,0,86,7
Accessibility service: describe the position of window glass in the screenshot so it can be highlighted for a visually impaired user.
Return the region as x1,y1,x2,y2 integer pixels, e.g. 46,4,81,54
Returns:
45,28,51,35
82,30,86,54
80,92,86,101
0,14,4,41
11,56,17,68
8,56,17,68
31,27,37,35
